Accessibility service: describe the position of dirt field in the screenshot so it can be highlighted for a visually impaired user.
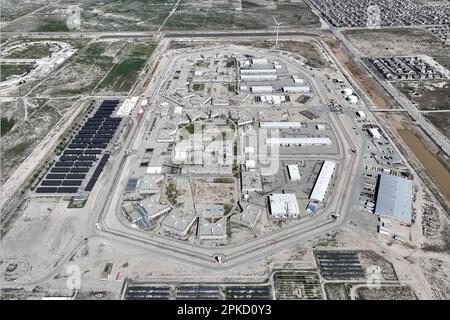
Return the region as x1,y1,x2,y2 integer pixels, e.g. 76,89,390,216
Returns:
394,81,450,111
342,28,450,116
419,258,450,299
0,196,91,283
324,283,349,300
253,40,332,70
193,179,236,204
342,28,450,68
321,35,392,109
424,112,450,140
355,286,417,300
1,0,320,32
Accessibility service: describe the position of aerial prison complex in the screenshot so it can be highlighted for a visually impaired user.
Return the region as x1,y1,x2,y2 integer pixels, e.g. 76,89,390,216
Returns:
15,44,414,249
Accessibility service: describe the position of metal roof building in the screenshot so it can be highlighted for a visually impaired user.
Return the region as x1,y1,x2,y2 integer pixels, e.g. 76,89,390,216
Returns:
241,74,278,81
282,86,311,93
160,212,197,236
265,137,332,146
251,58,269,64
197,217,227,240
287,165,301,181
240,69,276,74
369,128,382,139
230,202,262,228
375,174,413,224
259,122,302,129
269,193,300,219
310,161,336,202
250,86,274,93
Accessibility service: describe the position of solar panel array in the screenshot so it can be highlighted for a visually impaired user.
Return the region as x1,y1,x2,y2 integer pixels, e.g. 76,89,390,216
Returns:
175,286,221,300
36,100,121,194
125,286,171,300
316,251,366,280
226,286,273,300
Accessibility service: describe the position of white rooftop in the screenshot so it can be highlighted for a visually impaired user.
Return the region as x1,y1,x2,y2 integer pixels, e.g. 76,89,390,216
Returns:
375,174,413,224
287,165,301,181
266,137,332,146
259,122,302,129
310,161,336,202
269,193,300,218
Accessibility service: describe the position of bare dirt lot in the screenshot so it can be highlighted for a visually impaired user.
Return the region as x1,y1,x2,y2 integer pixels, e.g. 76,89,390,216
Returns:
424,112,450,140
322,35,392,109
394,81,450,111
324,283,350,300
355,285,417,300
1,0,320,32
0,196,90,283
342,28,450,69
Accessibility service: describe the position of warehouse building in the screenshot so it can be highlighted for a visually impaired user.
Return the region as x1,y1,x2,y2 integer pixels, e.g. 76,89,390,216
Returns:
369,128,382,139
282,86,311,93
287,164,301,181
356,111,366,119
375,174,413,224
240,69,276,74
292,75,304,84
251,58,269,65
257,95,287,105
259,122,302,129
265,137,332,146
268,193,300,219
250,86,274,93
241,74,278,81
310,161,336,202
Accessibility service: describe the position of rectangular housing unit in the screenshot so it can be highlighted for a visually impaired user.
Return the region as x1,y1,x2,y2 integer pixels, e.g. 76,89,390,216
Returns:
310,161,336,202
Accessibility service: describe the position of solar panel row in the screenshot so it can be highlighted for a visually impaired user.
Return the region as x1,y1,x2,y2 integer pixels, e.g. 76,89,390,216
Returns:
51,167,70,173
61,180,82,186
85,177,97,192
70,167,89,173
36,187,78,193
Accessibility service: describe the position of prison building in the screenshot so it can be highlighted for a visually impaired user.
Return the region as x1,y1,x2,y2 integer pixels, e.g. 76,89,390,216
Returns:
265,137,332,146
259,122,302,129
310,161,336,202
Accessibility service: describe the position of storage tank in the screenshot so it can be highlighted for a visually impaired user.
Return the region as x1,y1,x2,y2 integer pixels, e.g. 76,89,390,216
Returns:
342,88,353,97
347,95,358,104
